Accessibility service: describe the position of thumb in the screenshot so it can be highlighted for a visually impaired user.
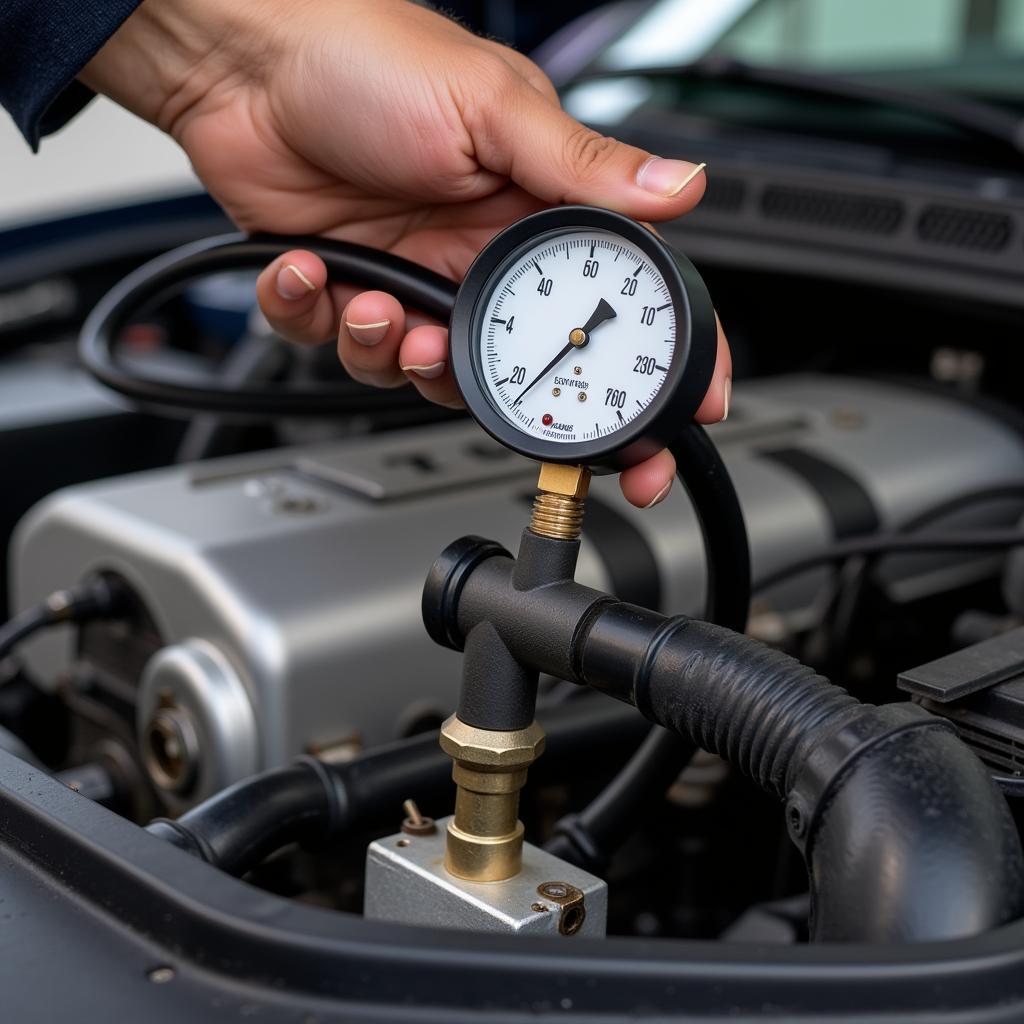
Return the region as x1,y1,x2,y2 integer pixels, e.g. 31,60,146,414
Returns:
472,76,706,221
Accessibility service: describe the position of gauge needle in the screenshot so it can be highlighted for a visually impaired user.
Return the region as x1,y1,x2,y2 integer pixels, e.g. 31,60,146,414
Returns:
513,299,617,405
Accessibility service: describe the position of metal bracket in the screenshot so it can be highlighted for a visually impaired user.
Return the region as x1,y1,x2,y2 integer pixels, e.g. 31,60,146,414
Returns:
365,816,607,937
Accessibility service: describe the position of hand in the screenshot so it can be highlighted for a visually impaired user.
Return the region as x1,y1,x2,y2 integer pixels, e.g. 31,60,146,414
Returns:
82,0,732,507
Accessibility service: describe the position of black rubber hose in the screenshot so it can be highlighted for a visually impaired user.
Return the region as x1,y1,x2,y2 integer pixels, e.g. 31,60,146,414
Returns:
0,577,130,664
577,609,1024,941
80,233,459,416
820,483,1024,668
546,426,750,870
752,528,1024,593
668,426,751,634
0,606,54,664
149,764,331,873
149,696,650,877
545,728,696,872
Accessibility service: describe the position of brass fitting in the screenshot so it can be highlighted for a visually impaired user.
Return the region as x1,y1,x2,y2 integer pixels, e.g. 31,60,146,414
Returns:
439,715,546,882
529,463,592,541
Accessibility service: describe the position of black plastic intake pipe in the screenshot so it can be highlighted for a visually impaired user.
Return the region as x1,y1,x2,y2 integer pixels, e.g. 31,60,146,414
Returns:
586,614,1024,941
423,542,1024,943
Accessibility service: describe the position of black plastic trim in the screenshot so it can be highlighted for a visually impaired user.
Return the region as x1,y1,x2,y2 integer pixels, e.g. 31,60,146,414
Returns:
5,747,1024,1020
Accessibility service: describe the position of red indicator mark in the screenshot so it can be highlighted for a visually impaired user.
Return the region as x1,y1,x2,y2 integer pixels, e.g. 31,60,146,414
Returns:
542,413,553,426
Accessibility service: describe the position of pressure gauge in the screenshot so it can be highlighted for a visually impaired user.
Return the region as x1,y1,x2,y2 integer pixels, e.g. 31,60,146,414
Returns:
449,206,718,470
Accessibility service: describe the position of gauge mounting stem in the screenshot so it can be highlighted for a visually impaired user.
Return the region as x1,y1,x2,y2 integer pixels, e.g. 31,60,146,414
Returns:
435,462,592,881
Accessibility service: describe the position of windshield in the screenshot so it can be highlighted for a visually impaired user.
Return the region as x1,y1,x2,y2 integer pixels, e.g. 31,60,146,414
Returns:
561,0,1024,164
595,0,1024,99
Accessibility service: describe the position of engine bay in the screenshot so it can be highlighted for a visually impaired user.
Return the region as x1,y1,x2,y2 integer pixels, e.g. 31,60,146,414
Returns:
1,114,1024,1017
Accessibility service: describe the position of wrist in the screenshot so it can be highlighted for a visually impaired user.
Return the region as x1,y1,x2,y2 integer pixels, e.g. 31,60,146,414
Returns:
79,0,278,133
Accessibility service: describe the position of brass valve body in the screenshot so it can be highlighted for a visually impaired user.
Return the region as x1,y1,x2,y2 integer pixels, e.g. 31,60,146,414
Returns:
439,463,585,881
439,716,545,882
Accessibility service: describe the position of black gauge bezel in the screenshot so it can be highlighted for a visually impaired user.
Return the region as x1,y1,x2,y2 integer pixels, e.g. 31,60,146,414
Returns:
449,206,717,471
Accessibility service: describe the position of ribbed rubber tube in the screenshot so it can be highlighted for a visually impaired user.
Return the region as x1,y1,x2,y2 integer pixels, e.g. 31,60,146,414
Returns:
633,619,860,799
581,609,861,799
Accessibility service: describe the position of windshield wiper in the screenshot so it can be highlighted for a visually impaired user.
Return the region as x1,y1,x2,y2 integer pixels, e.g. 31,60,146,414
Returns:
572,55,1024,160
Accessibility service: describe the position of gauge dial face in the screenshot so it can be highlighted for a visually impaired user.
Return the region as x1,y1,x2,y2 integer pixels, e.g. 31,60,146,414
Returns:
476,229,676,445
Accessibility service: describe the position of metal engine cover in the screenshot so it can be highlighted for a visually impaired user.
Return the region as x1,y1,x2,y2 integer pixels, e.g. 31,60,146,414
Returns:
10,375,1024,803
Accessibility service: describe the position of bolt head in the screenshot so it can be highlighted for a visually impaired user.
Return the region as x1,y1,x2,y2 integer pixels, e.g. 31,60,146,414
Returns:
539,882,569,898
144,706,200,795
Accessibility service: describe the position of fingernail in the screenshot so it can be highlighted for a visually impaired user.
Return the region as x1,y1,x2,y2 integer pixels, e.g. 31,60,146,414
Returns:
401,361,446,380
643,479,673,509
276,263,317,300
636,158,706,198
345,319,390,346
721,376,731,422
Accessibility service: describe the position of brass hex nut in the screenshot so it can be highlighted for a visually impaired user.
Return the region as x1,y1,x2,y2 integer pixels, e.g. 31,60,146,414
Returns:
536,463,591,500
439,715,546,769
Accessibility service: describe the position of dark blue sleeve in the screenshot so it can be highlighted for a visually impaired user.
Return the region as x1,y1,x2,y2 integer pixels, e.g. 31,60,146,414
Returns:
0,0,144,150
